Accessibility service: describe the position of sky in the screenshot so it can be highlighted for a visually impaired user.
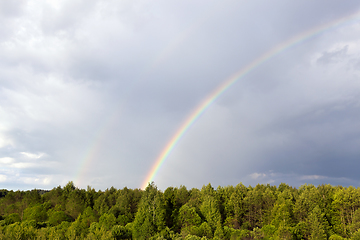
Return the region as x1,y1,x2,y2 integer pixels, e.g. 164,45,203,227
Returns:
1,0,360,191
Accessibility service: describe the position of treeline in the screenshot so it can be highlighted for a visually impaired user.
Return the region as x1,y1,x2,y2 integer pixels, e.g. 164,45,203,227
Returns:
0,182,360,239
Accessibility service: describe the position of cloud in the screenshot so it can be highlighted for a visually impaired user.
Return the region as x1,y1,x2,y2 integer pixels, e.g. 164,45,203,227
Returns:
316,45,349,64
1,1,360,190
21,176,52,185
154,9,360,189
0,157,14,164
0,175,7,183
20,152,45,159
250,173,267,180
300,175,327,180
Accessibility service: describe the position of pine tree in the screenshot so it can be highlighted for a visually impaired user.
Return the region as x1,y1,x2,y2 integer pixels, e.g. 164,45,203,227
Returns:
132,182,166,239
308,206,327,240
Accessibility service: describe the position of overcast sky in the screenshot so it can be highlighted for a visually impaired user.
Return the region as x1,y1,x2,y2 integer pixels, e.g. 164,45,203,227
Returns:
1,0,360,191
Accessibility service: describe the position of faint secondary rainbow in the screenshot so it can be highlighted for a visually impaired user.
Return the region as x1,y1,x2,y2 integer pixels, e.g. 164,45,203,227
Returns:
141,10,360,189
74,105,126,188
73,5,222,187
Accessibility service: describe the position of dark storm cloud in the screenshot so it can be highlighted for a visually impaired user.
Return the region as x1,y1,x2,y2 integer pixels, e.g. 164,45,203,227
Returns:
258,100,360,174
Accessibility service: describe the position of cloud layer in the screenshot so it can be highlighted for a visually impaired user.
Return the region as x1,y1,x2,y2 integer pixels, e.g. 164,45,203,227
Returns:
1,0,360,190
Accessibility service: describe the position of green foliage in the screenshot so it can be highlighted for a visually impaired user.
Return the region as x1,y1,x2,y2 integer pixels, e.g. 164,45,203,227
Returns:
308,206,328,240
2,182,360,239
4,222,36,240
200,195,221,231
22,189,43,208
99,212,117,231
65,188,87,220
87,222,113,240
214,222,225,239
261,224,277,239
23,203,48,222
117,214,130,226
295,184,322,222
64,206,98,239
164,187,177,228
46,221,71,240
330,234,345,240
132,182,166,239
351,208,360,235
21,219,37,229
94,187,116,216
188,188,202,209
223,226,249,239
179,204,202,228
5,212,21,225
228,183,247,229
274,225,293,240
47,209,72,226
184,235,202,240
242,184,276,230
43,185,64,207
199,184,222,233
333,186,360,237
64,181,76,194
112,224,132,239
80,207,98,228
352,229,360,240
198,222,213,238
270,201,293,229
113,186,142,224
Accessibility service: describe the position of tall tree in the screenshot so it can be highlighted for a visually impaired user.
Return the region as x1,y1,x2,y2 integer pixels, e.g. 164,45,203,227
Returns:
308,206,328,240
132,182,166,239
229,183,248,229
333,186,360,237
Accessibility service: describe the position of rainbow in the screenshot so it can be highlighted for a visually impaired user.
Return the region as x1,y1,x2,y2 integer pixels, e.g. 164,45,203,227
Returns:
74,4,225,187
141,10,360,189
74,107,125,188
73,8,214,187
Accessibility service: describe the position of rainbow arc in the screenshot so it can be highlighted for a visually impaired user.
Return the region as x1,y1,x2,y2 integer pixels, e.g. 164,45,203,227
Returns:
141,10,360,189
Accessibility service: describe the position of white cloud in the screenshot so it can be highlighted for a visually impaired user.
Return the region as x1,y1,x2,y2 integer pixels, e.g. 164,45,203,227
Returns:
0,175,7,182
0,159,36,169
300,175,327,180
21,176,53,186
0,132,13,149
0,157,14,164
11,162,35,169
250,172,267,179
20,152,45,159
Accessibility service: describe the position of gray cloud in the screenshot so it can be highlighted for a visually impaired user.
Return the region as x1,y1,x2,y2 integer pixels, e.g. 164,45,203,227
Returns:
1,0,360,190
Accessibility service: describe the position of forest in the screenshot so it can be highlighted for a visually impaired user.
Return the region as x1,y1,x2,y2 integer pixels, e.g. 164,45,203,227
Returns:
0,182,360,240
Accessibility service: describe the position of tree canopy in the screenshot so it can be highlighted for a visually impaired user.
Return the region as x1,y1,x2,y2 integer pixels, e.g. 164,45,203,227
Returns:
1,182,360,239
